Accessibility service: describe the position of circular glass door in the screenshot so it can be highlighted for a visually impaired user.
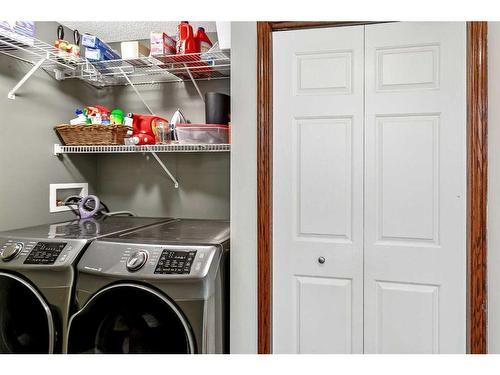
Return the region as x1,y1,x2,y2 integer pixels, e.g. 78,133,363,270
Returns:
68,284,195,354
0,273,54,353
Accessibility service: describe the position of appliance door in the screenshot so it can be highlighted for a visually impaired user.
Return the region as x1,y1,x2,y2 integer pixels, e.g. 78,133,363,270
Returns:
0,272,55,353
67,283,196,354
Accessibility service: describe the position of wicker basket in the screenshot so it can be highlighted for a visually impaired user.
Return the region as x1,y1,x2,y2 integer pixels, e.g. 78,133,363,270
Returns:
55,124,131,146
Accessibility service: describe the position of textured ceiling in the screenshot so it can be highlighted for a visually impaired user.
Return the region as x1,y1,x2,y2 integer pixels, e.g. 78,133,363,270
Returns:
59,21,217,42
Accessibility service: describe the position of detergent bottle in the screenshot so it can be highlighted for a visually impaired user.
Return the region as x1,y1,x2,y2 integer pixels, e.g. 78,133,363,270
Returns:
195,27,213,53
176,22,198,54
130,113,169,145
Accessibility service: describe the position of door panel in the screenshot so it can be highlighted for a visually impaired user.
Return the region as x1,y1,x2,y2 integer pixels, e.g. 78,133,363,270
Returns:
296,276,352,353
376,281,439,353
364,22,466,353
273,26,364,353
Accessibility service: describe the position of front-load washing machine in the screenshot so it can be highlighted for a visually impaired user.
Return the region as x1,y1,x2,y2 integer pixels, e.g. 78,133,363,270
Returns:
0,216,172,354
66,219,230,354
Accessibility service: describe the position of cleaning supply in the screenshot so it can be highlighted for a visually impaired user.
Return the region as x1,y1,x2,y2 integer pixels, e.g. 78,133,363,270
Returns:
70,109,87,125
82,105,111,125
129,113,169,145
176,22,198,54
110,109,125,125
195,27,213,53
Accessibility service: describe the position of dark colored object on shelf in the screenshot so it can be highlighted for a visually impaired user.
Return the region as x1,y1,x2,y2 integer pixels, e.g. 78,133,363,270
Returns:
205,92,230,125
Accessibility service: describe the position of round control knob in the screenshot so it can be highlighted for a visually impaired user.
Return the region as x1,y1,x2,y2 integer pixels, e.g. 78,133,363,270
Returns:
126,250,148,272
1,242,23,262
318,256,326,264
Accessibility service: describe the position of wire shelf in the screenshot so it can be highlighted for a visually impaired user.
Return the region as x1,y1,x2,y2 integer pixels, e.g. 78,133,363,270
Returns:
0,29,230,87
54,143,231,155
0,28,85,75
73,49,231,87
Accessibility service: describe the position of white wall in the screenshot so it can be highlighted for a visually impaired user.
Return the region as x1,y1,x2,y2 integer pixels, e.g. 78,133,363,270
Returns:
488,21,500,353
230,21,258,353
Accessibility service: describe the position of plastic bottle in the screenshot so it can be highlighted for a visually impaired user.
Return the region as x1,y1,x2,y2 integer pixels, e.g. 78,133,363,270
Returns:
195,27,213,53
177,22,198,54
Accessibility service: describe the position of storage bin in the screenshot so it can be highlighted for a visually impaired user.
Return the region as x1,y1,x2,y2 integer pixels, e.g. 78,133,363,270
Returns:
54,124,131,146
174,124,229,144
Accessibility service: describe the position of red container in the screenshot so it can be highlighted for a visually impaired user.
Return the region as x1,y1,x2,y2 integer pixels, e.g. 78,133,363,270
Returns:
195,27,213,53
177,22,199,54
129,113,169,145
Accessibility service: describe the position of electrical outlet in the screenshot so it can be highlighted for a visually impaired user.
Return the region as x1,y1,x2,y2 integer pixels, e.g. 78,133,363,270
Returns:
49,183,88,213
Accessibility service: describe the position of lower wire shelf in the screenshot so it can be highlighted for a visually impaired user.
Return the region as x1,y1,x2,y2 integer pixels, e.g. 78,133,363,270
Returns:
54,143,230,155
53,143,231,189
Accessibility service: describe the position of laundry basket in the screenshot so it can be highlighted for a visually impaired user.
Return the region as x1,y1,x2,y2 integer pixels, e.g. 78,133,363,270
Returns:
55,124,131,146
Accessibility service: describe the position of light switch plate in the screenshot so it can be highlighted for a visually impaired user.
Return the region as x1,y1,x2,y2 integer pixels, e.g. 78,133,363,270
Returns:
49,183,88,213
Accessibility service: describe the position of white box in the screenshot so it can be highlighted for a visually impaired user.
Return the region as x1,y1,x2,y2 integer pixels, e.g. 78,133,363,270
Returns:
121,41,150,59
216,22,231,50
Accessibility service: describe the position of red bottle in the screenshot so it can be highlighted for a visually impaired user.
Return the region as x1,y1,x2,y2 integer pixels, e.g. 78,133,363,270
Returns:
195,27,213,53
177,22,198,54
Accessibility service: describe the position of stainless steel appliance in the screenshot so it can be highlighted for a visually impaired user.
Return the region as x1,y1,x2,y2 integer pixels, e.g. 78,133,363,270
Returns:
0,216,171,353
66,219,230,354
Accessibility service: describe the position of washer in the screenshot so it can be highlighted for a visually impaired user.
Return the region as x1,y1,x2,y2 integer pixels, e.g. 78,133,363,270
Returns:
66,219,230,354
0,216,172,354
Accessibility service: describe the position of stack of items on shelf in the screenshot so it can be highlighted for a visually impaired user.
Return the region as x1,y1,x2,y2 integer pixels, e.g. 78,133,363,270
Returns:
54,105,129,146
149,22,215,78
82,33,121,61
78,21,215,64
54,93,230,147
172,93,230,144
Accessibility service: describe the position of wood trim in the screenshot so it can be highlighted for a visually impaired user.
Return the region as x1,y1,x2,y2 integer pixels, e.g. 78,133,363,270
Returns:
257,21,273,354
257,21,488,354
467,21,488,354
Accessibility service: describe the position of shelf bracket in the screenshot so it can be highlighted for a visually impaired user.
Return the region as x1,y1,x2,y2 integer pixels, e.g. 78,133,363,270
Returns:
148,150,179,188
8,55,47,100
183,63,204,102
119,68,155,115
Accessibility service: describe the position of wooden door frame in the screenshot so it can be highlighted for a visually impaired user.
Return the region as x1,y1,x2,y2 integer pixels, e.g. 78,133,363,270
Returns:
257,21,488,354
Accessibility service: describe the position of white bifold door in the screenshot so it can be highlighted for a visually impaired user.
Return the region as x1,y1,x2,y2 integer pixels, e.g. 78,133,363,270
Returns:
273,22,466,354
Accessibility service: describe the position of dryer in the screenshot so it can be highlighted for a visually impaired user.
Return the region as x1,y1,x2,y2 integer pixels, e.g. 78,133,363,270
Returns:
66,219,230,354
0,216,171,353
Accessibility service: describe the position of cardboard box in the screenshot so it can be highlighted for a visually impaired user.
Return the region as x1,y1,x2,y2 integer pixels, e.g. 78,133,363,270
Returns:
121,41,150,59
85,46,120,61
150,32,176,56
82,33,121,59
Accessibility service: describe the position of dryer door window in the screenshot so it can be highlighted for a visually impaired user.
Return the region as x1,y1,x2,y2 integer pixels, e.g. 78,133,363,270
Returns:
67,284,196,354
0,273,54,353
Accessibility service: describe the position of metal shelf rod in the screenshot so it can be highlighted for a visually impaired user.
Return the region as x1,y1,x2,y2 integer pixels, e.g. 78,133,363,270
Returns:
184,63,205,102
8,55,46,100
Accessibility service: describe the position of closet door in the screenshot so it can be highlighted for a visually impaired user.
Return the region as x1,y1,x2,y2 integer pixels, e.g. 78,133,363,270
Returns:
364,22,467,353
273,26,364,353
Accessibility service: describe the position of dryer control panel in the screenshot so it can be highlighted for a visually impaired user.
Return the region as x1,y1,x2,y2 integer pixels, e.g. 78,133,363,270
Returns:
79,241,221,279
24,242,67,265
154,250,197,274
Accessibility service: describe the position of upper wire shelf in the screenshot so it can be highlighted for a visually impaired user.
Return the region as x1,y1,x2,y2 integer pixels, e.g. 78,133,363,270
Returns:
0,28,84,74
0,28,230,87
75,50,231,87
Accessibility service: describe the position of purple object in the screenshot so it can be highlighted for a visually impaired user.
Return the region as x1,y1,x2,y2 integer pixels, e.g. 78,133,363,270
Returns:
78,195,100,219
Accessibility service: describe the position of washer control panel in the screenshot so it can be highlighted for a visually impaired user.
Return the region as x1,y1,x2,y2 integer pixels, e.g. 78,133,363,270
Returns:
24,242,67,265
154,250,197,275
